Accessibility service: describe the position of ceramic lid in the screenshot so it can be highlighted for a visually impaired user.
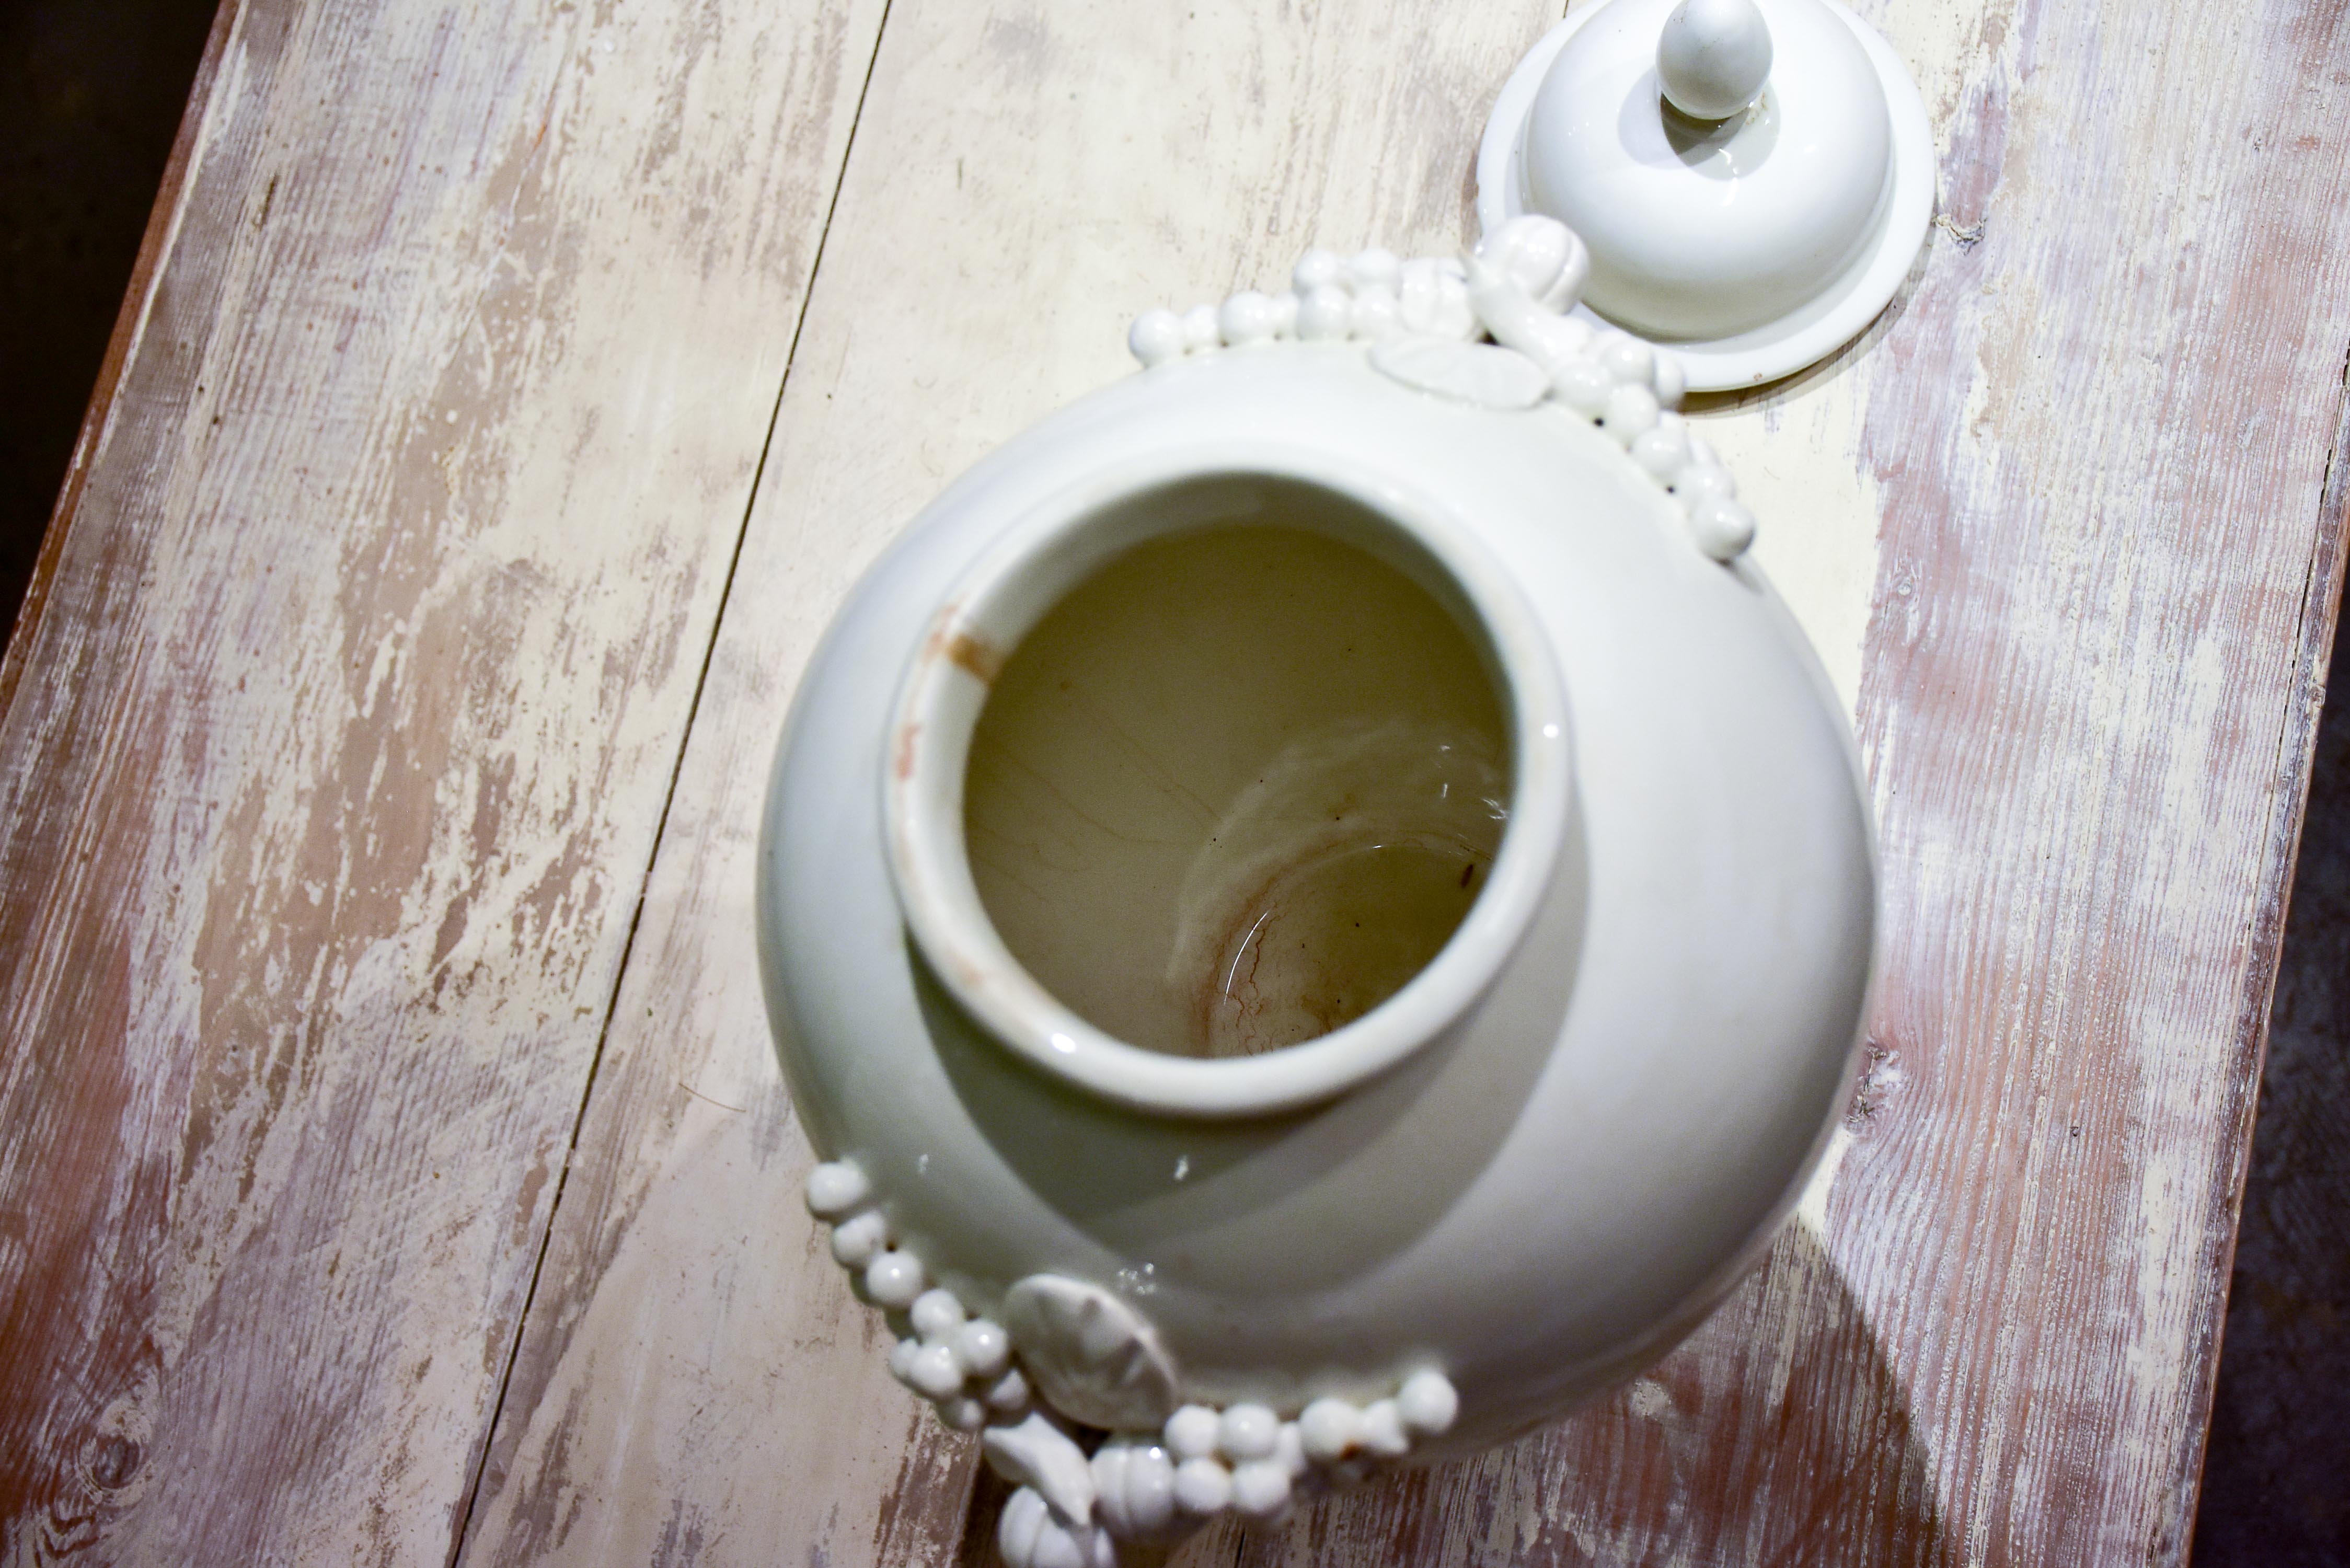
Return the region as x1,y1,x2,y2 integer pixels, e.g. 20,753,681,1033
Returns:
1477,0,1933,390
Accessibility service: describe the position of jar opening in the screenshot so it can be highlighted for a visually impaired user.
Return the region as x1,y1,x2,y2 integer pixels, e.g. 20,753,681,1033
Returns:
966,505,1513,1061
886,459,1570,1117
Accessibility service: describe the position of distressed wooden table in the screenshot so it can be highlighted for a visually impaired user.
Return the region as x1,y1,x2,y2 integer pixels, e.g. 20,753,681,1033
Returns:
3,0,2345,1562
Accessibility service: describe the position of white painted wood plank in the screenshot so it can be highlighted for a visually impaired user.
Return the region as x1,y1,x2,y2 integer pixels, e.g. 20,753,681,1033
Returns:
0,0,883,1558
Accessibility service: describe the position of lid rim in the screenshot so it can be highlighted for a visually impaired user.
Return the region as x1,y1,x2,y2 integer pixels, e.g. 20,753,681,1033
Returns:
1477,0,1936,390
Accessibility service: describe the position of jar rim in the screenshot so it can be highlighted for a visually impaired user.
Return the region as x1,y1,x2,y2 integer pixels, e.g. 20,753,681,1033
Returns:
882,443,1573,1118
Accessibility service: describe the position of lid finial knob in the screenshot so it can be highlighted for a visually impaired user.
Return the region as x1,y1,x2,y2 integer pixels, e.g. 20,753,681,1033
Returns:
1656,0,1773,121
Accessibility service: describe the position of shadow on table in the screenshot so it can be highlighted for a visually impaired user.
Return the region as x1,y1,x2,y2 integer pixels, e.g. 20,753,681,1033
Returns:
953,1213,1948,1567
1227,1214,1946,1567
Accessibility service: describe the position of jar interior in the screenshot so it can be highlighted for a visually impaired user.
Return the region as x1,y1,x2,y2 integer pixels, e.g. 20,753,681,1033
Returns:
963,486,1512,1059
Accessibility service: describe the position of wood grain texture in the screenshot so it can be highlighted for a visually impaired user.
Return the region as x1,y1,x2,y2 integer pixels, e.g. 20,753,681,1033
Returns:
0,0,882,1558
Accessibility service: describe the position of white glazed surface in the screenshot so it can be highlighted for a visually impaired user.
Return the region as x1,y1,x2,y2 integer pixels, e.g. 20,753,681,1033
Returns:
757,337,1876,1453
1476,0,1935,388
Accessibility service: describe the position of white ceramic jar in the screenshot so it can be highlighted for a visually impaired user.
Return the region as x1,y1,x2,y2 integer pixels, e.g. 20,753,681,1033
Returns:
758,218,1875,1564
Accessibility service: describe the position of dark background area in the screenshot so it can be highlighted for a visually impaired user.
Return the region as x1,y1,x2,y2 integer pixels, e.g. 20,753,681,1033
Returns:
0,0,2341,1559
1,0,216,642
2193,613,2350,1558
